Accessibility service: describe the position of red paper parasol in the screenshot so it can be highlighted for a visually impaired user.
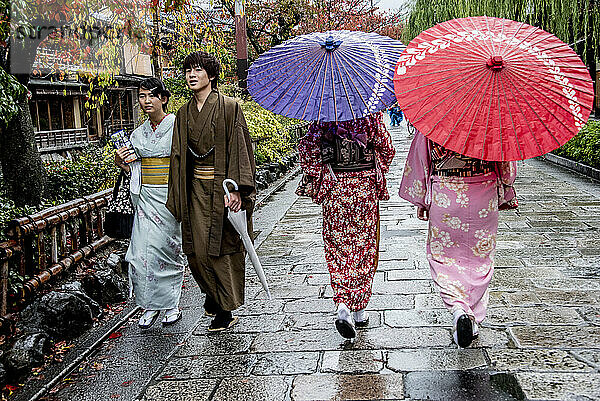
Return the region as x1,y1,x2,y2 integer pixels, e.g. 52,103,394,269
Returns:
393,16,595,161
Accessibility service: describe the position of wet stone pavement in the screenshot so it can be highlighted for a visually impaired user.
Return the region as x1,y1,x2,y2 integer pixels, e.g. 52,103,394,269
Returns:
60,119,600,400
137,120,600,401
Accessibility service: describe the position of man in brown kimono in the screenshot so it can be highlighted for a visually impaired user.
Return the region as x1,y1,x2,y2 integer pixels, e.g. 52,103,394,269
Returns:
166,51,256,331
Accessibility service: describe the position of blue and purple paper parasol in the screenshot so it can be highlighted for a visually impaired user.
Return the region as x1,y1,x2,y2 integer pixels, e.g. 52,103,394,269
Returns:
247,30,406,122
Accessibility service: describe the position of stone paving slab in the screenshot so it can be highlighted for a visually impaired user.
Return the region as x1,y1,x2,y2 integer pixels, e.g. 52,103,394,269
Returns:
251,352,319,375
486,349,593,372
159,354,257,379
384,309,450,327
516,372,600,400
472,327,510,348
142,378,218,401
572,349,600,368
387,268,431,280
365,294,415,310
352,327,451,349
534,289,600,306
228,312,286,333
212,376,291,401
176,333,255,356
484,306,584,326
251,329,346,352
291,373,405,401
511,326,600,349
320,350,385,374
414,293,446,309
387,349,487,371
135,121,600,400
489,291,542,307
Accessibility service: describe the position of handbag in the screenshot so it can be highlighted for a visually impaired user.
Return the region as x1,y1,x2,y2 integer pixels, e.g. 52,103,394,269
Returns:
104,170,135,239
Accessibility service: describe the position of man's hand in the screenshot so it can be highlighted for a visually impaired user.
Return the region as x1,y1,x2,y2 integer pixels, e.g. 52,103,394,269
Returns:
417,206,429,221
224,191,242,212
115,147,132,172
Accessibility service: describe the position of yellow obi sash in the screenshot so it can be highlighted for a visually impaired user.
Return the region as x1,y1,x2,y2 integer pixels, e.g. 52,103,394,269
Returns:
193,162,214,180
141,157,170,185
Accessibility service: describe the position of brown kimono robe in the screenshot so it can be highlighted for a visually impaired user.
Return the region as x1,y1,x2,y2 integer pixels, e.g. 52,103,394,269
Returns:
166,90,256,311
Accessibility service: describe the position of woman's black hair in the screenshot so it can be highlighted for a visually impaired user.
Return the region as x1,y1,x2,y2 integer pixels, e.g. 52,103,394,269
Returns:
182,51,221,89
139,77,171,112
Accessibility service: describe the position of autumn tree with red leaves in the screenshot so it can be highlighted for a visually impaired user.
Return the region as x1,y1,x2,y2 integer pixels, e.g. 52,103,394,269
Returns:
216,0,405,62
295,0,404,39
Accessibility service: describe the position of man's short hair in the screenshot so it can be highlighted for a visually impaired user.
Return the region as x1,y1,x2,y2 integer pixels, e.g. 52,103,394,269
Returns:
182,51,221,89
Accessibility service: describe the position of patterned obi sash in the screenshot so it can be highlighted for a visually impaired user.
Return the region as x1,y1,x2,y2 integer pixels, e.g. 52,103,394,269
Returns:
193,161,215,180
430,142,495,177
141,157,170,185
322,137,376,172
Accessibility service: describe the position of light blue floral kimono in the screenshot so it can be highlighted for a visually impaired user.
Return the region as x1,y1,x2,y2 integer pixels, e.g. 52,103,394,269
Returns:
125,114,185,310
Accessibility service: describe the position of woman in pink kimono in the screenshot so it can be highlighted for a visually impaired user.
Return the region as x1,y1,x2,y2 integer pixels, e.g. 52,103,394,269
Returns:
297,112,395,339
399,131,517,348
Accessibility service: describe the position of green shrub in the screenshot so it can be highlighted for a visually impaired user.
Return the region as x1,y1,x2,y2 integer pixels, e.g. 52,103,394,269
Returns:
1,144,118,240
0,196,47,241
168,95,189,115
240,99,299,165
43,144,118,202
553,120,600,169
169,93,300,165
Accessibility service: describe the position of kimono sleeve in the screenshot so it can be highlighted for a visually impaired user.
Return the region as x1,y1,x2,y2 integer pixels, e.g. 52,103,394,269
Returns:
497,161,518,210
166,112,183,222
398,131,431,209
295,123,332,203
298,123,324,177
227,103,256,199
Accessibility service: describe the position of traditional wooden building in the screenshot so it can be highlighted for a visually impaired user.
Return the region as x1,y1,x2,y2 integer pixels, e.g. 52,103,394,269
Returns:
28,40,153,153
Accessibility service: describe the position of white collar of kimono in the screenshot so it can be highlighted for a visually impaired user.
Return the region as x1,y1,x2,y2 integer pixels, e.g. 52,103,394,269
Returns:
143,113,176,136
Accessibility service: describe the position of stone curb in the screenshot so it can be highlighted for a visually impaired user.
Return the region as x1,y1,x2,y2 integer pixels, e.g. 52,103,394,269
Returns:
543,153,600,181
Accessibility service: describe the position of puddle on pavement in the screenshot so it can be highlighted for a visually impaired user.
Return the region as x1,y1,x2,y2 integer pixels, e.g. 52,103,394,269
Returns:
404,370,525,401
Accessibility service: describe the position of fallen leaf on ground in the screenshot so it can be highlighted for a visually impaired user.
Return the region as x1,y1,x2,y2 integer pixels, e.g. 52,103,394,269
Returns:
91,362,104,370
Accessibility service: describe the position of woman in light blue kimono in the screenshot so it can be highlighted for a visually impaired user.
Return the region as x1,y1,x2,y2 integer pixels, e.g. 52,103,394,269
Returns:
115,77,185,329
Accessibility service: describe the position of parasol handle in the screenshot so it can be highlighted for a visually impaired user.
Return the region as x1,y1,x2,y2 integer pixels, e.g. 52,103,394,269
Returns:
222,178,239,202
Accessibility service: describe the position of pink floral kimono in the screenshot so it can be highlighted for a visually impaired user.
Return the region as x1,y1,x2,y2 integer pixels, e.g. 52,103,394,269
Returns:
399,132,517,323
297,113,395,311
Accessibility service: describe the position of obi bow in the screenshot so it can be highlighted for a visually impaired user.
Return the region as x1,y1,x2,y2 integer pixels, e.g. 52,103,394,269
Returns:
322,124,368,148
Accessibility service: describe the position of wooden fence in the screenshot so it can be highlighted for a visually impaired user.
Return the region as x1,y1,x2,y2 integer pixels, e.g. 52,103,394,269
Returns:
0,190,114,315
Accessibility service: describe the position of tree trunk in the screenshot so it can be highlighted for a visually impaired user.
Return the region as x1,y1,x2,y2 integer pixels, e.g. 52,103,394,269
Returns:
1,31,49,207
152,6,161,78
0,98,46,206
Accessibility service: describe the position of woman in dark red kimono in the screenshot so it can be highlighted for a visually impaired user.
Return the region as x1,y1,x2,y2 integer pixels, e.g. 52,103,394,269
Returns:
296,112,395,339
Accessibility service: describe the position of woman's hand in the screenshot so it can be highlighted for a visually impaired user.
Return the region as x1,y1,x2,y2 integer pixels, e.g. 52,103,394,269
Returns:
115,147,132,172
224,191,242,212
417,206,429,221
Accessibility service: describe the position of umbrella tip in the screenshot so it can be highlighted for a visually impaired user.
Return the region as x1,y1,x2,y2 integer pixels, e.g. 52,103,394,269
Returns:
321,36,342,51
486,56,504,70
